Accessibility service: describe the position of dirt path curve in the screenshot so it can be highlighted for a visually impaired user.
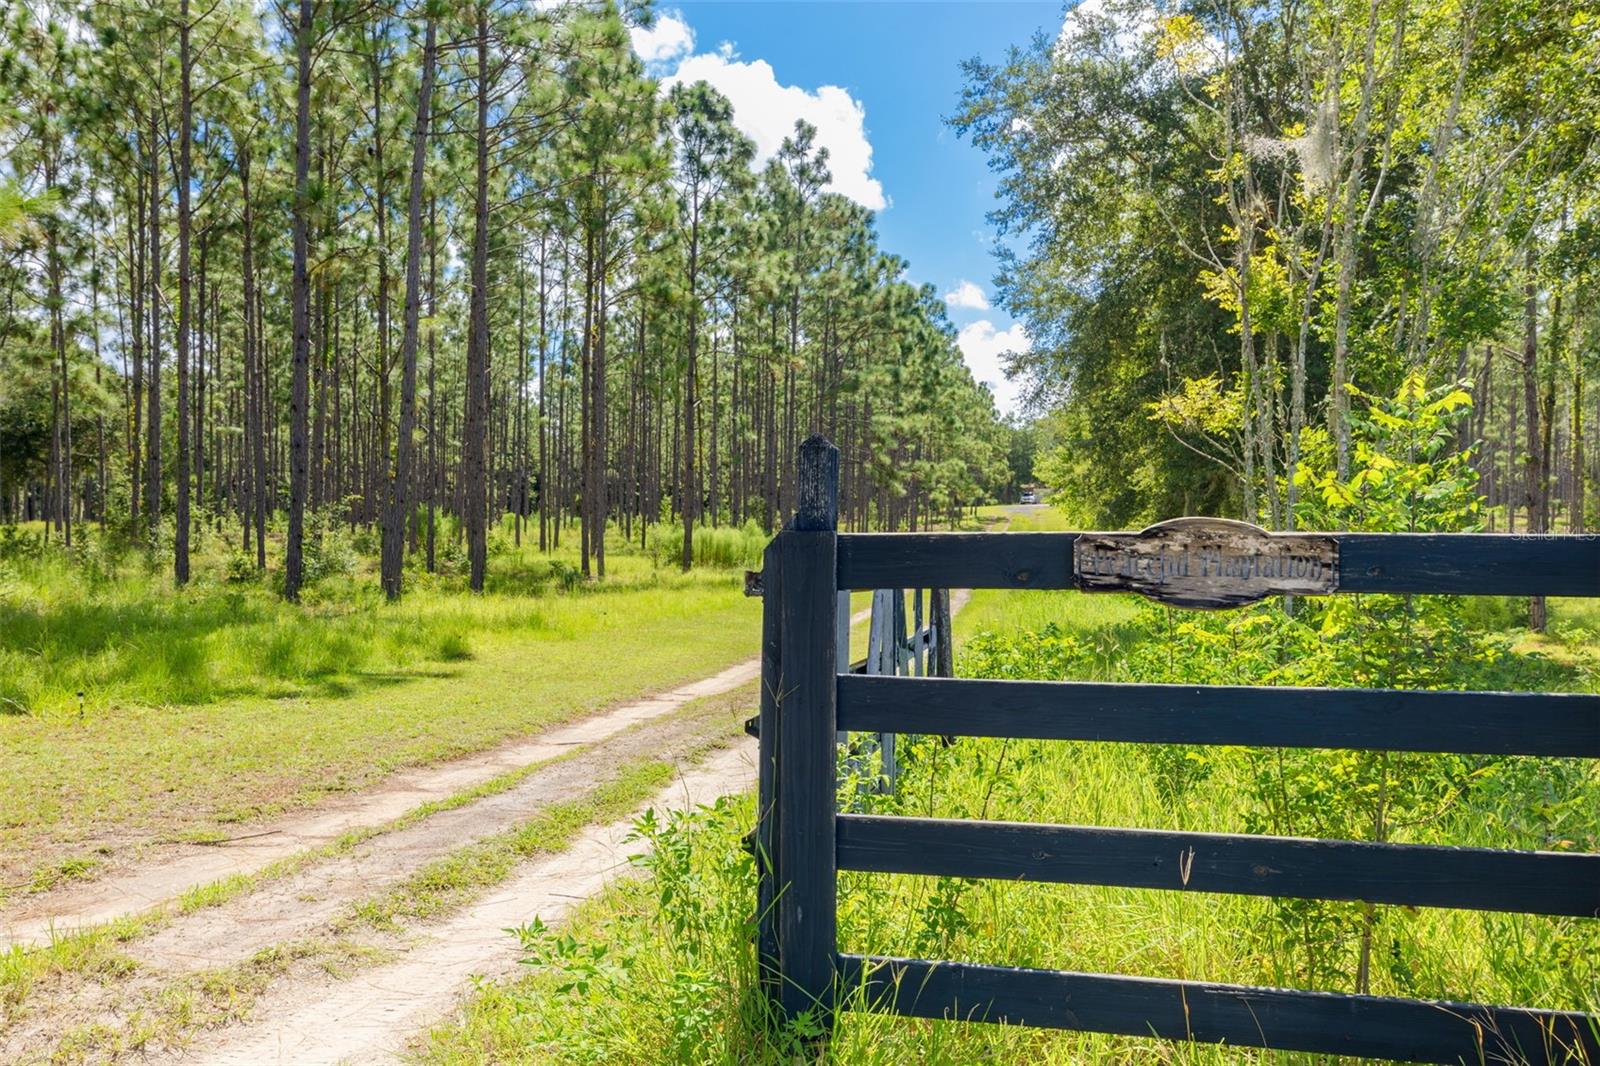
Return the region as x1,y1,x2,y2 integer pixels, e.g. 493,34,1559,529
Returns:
0,659,755,948
129,696,747,974
4,583,979,1059
159,740,756,1066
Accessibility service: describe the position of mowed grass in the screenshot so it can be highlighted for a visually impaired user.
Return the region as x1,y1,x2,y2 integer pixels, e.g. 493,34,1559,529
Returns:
0,519,761,894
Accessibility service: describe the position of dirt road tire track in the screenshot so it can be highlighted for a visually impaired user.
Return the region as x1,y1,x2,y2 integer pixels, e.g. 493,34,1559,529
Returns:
1,660,761,948
157,741,757,1066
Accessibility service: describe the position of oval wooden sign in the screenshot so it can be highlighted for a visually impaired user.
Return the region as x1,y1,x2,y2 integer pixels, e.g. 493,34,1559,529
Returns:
1074,518,1339,609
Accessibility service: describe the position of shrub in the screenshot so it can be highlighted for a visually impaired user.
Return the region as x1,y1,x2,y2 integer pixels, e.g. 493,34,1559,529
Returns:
0,525,45,561
502,796,812,1061
645,520,767,570
223,550,258,584
303,509,358,585
950,376,1593,995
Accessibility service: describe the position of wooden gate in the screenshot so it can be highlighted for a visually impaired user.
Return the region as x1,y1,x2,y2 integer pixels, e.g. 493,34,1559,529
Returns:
755,436,1600,1064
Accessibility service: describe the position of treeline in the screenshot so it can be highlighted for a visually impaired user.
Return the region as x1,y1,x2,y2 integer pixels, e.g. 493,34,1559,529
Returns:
956,0,1599,551
0,0,1010,598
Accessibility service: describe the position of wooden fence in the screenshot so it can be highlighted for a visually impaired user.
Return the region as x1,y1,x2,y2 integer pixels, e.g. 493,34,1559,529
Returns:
755,435,1600,1064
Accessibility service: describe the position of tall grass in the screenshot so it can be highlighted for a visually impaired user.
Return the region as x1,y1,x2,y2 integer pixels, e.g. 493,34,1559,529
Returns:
421,760,1599,1064
645,520,769,570
0,516,761,719
0,516,764,897
0,550,515,717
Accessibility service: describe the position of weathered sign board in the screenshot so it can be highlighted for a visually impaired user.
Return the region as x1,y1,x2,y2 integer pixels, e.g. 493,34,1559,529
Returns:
1074,517,1339,609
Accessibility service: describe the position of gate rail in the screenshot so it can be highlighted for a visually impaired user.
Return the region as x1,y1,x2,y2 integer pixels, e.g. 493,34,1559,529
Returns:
757,436,1600,1064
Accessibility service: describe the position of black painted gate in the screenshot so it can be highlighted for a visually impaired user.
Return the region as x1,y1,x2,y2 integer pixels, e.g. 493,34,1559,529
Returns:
756,436,1600,1064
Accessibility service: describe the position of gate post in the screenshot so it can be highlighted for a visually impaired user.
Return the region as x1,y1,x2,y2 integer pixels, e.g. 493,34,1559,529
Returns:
754,536,782,997
770,435,839,1021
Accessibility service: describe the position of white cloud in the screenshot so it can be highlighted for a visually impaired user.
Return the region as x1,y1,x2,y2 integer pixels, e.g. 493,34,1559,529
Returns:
957,320,1031,416
1058,0,1218,74
1057,0,1159,57
942,280,990,311
661,49,886,211
631,11,694,66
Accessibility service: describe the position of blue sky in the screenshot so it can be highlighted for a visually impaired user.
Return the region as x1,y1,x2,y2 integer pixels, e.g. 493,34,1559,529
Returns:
631,1,1064,415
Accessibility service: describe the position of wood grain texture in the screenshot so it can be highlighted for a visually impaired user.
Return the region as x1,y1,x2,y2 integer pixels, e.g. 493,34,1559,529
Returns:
774,529,837,1017
836,675,1600,757
837,815,1600,916
793,436,839,532
837,531,1600,597
754,540,781,985
838,954,1600,1064
838,533,1076,590
1340,533,1600,596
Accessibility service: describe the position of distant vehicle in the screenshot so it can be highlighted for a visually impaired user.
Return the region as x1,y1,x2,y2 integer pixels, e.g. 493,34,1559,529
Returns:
1019,490,1038,504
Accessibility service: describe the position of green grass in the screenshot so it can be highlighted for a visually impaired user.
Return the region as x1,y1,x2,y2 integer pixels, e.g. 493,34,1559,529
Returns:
0,518,762,894
0,518,742,719
644,520,770,570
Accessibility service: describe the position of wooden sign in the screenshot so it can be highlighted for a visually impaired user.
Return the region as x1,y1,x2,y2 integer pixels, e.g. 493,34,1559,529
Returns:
1074,518,1339,609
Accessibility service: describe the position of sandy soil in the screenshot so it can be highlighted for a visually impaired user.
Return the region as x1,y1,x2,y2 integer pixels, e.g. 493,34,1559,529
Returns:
153,741,756,1065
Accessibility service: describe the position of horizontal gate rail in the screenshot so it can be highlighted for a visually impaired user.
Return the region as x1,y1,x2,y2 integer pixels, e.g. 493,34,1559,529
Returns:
838,531,1600,596
837,674,1600,757
837,954,1600,1064
837,815,1600,916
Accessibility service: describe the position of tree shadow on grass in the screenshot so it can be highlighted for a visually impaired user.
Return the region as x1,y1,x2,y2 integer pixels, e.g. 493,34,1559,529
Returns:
0,588,477,716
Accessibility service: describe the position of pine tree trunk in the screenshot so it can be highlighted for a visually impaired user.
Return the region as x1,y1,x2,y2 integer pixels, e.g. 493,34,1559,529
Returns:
463,3,492,593
595,234,608,579
45,154,71,548
682,213,699,571
129,173,145,532
284,0,315,601
175,0,193,583
538,231,549,552
241,149,267,569
426,197,438,573
1522,256,1546,631
580,225,595,577
1574,365,1585,534
147,108,163,539
195,229,208,527
380,17,436,599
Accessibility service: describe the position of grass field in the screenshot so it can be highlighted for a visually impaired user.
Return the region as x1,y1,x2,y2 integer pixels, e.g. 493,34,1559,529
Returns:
0,518,761,895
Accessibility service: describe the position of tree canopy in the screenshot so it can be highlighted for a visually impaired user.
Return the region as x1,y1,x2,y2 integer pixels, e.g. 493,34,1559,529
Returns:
955,0,1600,538
0,0,1012,592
